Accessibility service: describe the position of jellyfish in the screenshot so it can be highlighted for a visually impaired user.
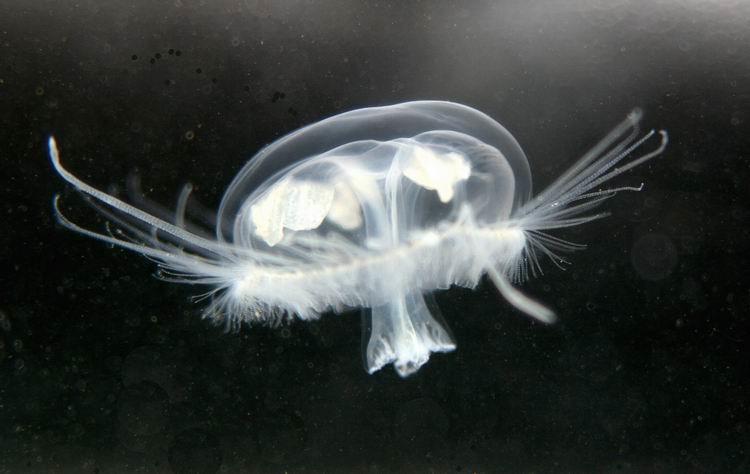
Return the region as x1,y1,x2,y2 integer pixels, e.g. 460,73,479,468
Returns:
49,101,667,377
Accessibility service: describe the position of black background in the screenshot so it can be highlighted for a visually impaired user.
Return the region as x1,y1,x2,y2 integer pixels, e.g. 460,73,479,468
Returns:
2,1,749,472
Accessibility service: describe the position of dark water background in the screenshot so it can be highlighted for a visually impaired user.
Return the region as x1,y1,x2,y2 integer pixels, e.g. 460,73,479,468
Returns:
2,1,749,472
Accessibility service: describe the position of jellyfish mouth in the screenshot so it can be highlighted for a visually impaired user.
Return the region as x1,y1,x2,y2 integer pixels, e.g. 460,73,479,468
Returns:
364,292,456,378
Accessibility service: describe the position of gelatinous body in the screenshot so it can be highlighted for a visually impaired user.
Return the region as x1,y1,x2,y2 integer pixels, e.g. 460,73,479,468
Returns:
49,101,667,377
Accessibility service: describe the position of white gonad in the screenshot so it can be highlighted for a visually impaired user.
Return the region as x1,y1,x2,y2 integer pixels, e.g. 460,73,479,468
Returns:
49,101,667,377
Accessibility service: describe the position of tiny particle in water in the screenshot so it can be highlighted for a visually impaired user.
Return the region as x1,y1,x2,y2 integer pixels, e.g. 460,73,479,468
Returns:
175,50,182,56
150,58,155,64
243,85,250,92
35,86,44,96
131,54,138,60
168,48,174,55
155,53,162,59
184,130,195,140
195,68,202,74
211,78,218,84
164,79,171,86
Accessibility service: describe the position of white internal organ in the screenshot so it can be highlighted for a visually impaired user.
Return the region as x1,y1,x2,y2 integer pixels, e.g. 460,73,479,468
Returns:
250,178,334,246
326,181,363,230
251,178,370,246
251,146,471,247
401,146,471,202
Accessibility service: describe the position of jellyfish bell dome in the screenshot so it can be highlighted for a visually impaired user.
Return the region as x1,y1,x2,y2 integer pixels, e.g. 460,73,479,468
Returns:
216,101,533,247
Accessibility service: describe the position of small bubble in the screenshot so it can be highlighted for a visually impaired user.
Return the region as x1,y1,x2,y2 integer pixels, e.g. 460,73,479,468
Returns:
211,78,218,84
12,339,23,352
150,58,155,64
280,327,291,339
231,37,241,47
195,68,202,74
150,315,158,323
131,54,138,60
155,53,162,59
35,86,44,96
184,130,195,140
168,48,174,55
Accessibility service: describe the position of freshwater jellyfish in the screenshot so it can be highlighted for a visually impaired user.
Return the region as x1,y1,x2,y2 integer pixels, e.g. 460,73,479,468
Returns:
49,101,667,377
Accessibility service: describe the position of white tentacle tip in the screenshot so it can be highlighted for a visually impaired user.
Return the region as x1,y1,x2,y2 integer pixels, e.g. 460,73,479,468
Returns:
48,136,59,160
